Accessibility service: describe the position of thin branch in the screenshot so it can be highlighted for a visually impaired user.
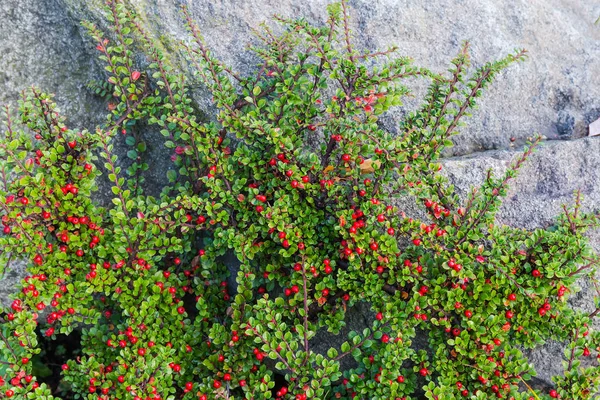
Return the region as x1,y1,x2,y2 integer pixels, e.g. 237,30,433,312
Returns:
566,328,580,371
340,0,355,63
301,255,310,363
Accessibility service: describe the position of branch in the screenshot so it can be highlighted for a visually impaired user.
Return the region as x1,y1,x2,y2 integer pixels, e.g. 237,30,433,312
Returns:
301,255,310,364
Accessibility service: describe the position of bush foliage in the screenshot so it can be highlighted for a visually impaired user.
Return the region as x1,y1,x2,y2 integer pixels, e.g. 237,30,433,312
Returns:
1,1,600,399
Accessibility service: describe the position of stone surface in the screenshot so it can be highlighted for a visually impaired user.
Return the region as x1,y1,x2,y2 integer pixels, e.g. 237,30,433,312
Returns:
1,0,600,388
63,0,600,155
0,260,26,308
0,0,105,130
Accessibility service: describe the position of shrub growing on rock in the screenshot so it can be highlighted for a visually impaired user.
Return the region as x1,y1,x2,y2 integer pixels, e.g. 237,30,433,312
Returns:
1,1,600,399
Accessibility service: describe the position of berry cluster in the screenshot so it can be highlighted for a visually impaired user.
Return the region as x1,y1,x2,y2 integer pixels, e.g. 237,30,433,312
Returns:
1,1,600,399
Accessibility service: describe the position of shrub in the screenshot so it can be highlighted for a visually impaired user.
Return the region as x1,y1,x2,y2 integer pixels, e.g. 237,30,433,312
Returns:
1,1,599,399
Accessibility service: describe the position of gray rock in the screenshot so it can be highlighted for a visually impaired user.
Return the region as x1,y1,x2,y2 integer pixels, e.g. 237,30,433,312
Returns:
0,0,105,130
441,137,600,232
0,259,25,307
61,0,600,156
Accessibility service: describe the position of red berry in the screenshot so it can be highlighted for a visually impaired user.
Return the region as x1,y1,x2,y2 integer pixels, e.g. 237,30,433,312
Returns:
213,380,222,389
505,310,514,319
532,269,541,278
508,293,516,301
549,389,558,398
538,308,546,316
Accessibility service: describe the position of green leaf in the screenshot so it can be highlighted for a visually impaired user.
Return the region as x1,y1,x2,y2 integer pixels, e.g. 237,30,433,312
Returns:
327,348,338,359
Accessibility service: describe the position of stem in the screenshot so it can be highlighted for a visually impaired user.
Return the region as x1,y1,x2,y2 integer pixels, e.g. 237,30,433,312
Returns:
566,327,580,371
568,258,599,278
300,255,310,365
108,0,133,78
104,76,150,133
252,327,297,373
455,138,539,248
429,42,469,138
334,324,386,362
0,329,18,361
340,0,355,63
0,203,34,243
